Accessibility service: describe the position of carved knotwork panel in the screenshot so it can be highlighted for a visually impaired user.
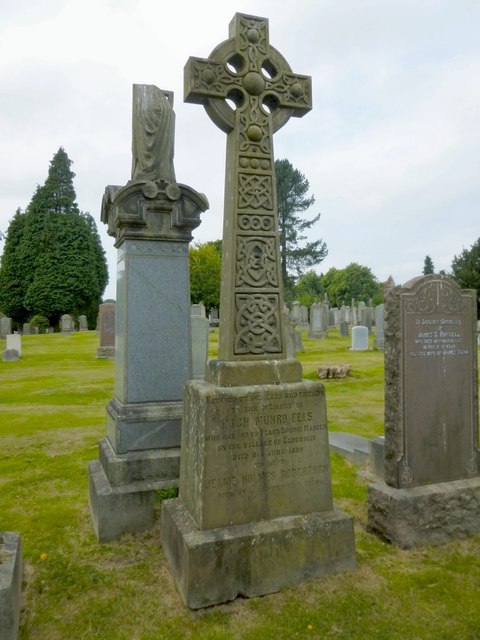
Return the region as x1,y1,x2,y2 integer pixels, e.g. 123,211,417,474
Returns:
404,280,467,315
235,293,282,354
238,173,273,209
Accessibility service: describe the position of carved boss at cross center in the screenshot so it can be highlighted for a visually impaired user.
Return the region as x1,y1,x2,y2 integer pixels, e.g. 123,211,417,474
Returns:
185,13,312,360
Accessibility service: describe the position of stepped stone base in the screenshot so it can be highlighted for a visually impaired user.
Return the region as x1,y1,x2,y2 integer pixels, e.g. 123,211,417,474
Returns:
161,498,356,609
367,477,480,548
88,438,179,542
0,532,22,640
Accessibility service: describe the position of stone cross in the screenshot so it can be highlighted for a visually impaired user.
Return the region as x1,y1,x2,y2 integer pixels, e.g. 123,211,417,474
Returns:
185,13,312,361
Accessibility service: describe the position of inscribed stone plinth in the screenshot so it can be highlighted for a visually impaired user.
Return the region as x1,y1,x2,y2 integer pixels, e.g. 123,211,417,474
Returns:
367,275,480,547
88,85,208,541
96,303,115,358
0,532,22,640
161,13,355,609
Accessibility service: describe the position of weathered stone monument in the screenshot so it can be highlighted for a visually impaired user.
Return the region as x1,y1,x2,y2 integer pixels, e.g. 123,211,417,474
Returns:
0,532,22,640
161,13,355,608
96,303,115,358
367,275,480,547
88,85,208,541
78,315,88,331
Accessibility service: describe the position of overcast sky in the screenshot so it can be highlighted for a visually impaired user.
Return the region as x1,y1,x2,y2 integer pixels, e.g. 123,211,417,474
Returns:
1,0,479,300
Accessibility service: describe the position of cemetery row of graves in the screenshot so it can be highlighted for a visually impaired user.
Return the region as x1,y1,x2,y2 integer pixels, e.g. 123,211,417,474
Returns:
1,322,480,638
2,12,480,639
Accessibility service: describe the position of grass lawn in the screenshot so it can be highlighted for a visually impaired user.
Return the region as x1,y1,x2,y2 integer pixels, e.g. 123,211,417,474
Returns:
1,329,480,639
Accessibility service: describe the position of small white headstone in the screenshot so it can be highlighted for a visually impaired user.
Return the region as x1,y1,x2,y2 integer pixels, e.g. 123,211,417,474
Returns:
351,325,369,350
6,334,21,357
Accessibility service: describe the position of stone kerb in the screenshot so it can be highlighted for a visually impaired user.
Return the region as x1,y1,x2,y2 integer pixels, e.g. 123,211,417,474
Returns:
367,275,480,547
0,532,22,640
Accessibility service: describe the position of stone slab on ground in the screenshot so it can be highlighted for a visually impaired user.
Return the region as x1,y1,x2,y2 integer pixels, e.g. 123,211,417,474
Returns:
367,477,480,548
0,532,22,640
161,498,355,609
328,432,370,466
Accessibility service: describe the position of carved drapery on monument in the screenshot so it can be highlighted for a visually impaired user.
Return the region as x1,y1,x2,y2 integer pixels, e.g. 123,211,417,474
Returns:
184,13,311,361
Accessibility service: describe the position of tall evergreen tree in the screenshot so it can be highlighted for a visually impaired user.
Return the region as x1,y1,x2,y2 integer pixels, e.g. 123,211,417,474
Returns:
275,159,327,294
0,148,108,328
422,255,435,274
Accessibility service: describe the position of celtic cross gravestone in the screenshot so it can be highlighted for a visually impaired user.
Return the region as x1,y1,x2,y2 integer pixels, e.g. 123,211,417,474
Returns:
161,14,355,609
184,12,311,362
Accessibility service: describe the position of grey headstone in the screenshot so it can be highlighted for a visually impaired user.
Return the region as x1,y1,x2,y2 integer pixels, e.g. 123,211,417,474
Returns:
60,314,74,333
339,321,349,337
351,325,368,350
367,275,480,547
97,303,115,358
191,303,206,318
79,315,88,331
0,317,12,338
191,315,209,379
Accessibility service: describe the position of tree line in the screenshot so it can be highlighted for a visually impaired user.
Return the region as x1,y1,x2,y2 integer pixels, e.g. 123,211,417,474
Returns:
1,151,478,329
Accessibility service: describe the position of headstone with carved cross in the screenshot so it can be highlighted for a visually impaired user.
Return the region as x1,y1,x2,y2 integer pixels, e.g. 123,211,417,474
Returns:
161,14,355,609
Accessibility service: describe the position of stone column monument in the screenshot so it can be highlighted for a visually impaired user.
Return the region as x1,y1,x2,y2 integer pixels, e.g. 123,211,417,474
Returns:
88,85,209,541
161,14,355,609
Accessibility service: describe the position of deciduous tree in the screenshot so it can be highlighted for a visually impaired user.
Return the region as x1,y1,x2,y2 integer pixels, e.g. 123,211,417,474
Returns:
451,239,480,316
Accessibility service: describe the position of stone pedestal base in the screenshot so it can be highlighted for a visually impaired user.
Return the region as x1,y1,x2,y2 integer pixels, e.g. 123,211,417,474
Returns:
0,532,22,640
367,477,480,548
161,365,355,607
88,438,179,542
161,499,355,609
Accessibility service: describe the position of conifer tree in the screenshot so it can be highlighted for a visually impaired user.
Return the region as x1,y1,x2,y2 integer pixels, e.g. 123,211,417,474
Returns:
275,159,327,295
0,148,108,328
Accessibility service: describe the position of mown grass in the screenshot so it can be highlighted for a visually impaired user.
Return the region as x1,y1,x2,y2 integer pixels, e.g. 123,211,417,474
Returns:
1,330,480,639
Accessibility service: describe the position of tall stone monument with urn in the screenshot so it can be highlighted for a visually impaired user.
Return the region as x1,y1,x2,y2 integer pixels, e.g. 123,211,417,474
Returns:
161,13,355,608
88,85,208,541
